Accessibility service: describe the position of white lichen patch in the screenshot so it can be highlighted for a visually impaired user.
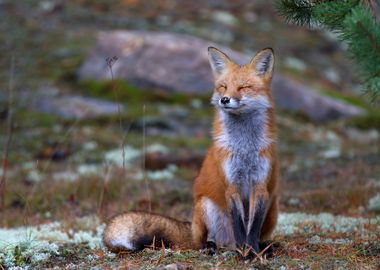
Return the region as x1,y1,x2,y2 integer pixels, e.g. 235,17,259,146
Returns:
26,170,45,183
1,212,379,268
321,146,341,159
0,218,105,268
51,165,103,182
308,235,353,245
284,57,307,72
21,161,37,171
104,146,141,167
77,164,101,175
86,254,99,262
82,141,98,151
324,238,353,245
368,193,380,212
22,162,44,183
146,143,169,154
132,164,178,181
320,131,342,159
308,235,321,244
52,171,79,182
276,212,380,236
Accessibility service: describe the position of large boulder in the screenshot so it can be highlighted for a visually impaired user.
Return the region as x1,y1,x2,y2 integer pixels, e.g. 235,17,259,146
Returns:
29,93,124,120
78,31,364,122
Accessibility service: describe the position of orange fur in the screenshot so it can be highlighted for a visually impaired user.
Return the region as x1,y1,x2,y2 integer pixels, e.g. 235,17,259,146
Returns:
192,47,279,250
103,47,280,254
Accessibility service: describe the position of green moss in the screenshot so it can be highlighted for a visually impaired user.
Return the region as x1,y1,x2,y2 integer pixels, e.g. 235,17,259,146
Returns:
347,110,380,130
321,89,368,109
191,106,214,119
79,80,208,105
13,110,61,127
319,88,380,130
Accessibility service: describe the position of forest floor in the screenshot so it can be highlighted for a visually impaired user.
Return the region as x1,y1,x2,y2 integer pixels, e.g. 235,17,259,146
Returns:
1,99,379,269
0,0,379,269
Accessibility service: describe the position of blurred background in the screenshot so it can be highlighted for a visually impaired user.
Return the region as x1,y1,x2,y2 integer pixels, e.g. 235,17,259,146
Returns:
0,0,379,268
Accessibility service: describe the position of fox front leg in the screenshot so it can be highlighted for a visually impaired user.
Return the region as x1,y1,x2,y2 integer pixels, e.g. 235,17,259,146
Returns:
193,197,235,253
226,186,246,248
246,184,269,253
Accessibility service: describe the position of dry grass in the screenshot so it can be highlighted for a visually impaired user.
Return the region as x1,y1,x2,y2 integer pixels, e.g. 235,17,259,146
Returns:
1,105,379,268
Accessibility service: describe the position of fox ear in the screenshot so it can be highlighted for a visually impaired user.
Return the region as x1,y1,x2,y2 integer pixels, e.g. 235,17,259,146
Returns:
250,48,274,79
208,47,232,78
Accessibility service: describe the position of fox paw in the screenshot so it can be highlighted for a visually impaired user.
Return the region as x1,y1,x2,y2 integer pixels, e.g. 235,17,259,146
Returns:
238,242,280,260
259,240,281,258
238,244,259,260
201,241,217,255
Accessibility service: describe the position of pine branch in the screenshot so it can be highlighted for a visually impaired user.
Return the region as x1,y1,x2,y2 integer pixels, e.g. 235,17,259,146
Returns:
276,0,317,27
341,4,380,98
312,0,359,29
276,0,380,100
276,0,360,28
363,0,380,20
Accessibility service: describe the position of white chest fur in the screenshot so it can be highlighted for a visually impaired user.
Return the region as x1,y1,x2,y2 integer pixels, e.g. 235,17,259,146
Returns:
216,109,273,191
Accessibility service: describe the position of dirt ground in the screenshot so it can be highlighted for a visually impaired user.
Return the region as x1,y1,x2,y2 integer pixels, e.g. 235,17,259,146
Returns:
0,1,379,269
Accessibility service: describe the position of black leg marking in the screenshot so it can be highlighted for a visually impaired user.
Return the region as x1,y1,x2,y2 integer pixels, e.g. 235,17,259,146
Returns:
231,200,246,248
247,199,266,253
242,199,249,225
202,241,217,255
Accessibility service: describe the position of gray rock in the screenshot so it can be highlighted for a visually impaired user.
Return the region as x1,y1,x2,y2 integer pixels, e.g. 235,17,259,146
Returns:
78,31,215,93
78,30,364,122
30,94,124,119
271,78,363,122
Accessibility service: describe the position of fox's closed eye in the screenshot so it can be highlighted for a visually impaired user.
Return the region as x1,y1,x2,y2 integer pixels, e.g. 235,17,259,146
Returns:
238,86,252,91
217,85,227,91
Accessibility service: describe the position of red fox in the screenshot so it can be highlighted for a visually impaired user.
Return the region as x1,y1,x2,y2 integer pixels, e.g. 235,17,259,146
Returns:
103,47,279,256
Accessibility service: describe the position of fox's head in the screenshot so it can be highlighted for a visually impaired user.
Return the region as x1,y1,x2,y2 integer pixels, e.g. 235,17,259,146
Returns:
208,47,274,114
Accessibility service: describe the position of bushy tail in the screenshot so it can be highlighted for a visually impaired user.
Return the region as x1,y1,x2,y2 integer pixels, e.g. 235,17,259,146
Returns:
103,211,193,252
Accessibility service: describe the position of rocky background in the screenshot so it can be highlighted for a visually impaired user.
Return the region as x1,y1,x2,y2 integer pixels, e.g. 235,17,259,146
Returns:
0,1,379,269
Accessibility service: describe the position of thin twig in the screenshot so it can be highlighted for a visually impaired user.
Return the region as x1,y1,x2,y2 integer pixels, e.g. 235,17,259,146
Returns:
0,56,15,211
142,104,152,212
149,235,157,250
106,56,126,169
253,242,274,262
97,164,111,217
155,240,166,265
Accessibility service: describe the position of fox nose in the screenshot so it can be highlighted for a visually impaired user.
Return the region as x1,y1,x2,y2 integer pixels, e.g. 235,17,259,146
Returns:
220,96,230,105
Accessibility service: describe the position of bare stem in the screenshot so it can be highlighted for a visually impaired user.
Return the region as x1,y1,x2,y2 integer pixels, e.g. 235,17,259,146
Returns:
106,56,126,169
0,56,15,211
97,164,111,217
142,104,152,212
